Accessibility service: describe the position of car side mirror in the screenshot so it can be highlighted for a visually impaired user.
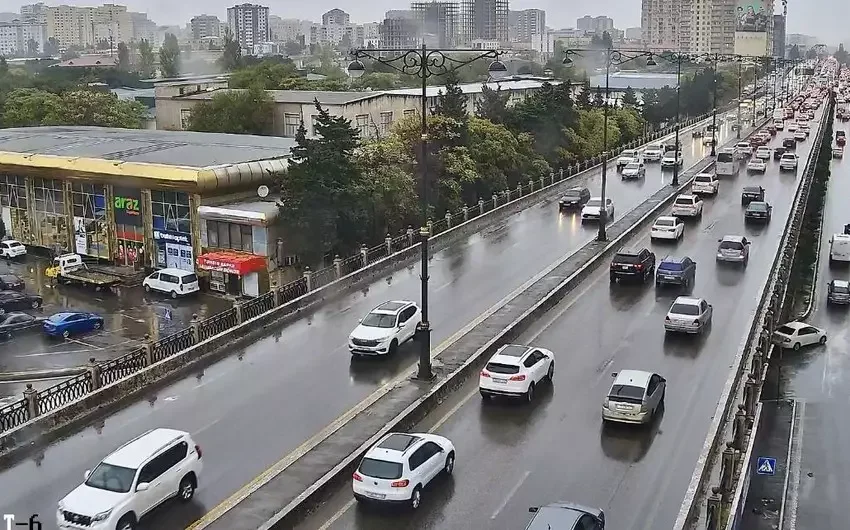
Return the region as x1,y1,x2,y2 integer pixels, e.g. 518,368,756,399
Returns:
358,318,363,323
136,482,150,492
611,372,618,377
528,507,539,513
84,469,91,480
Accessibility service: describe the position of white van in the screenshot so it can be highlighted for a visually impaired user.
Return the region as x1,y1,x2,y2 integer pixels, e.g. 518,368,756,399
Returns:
716,148,739,176
143,268,200,298
830,234,850,265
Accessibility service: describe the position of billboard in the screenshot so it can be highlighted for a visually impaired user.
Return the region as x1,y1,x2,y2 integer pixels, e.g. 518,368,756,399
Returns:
735,32,770,56
736,0,770,32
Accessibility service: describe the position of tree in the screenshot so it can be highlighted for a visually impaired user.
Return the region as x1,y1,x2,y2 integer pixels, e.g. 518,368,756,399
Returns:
159,33,181,78
2,88,146,128
117,42,130,71
186,87,274,135
434,70,467,121
621,86,639,106
788,45,801,61
44,37,59,56
1,88,62,126
0,57,7,76
283,40,304,56
279,101,368,261
228,59,299,89
138,39,155,78
601,31,614,49
835,44,849,66
592,86,605,107
576,79,592,108
805,47,817,60
219,29,242,71
475,84,510,124
337,34,352,52
354,139,419,241
27,38,39,56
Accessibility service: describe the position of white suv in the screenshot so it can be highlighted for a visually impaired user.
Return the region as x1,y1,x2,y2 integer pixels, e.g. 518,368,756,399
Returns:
643,144,664,161
671,194,704,218
691,173,719,195
779,153,799,171
0,239,26,259
479,344,555,402
353,432,455,509
349,300,420,356
57,428,202,530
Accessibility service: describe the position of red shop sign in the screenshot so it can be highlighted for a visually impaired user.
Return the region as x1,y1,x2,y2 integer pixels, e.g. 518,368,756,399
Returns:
197,252,265,276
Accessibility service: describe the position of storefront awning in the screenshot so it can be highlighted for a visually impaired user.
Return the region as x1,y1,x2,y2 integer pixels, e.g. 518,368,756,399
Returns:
197,251,266,276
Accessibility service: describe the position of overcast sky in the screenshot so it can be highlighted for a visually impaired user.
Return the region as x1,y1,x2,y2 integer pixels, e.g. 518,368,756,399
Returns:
8,0,845,44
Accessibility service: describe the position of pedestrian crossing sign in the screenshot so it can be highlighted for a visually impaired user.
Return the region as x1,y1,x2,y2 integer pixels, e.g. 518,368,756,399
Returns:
756,456,776,475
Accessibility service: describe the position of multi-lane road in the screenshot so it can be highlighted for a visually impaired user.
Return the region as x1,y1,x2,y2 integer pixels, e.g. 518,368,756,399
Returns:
0,116,742,527
294,109,826,530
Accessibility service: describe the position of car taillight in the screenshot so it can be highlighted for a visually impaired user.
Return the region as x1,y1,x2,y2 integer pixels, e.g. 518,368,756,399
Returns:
391,479,410,488
636,264,644,271
353,472,363,482
509,374,526,381
480,370,490,378
195,444,202,459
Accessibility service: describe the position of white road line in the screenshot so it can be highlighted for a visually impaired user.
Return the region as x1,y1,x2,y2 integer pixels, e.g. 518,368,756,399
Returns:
781,400,804,530
490,470,531,519
428,388,478,434
316,499,356,530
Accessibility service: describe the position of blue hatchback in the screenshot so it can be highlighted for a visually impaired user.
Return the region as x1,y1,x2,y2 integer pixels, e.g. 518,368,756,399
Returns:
43,311,104,339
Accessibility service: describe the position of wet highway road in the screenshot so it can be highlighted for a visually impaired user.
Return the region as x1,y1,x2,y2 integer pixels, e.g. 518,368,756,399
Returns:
0,117,743,529
0,258,230,399
295,112,825,530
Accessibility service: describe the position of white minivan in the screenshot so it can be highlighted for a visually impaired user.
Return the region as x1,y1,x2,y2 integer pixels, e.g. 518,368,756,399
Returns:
143,268,200,298
829,234,850,265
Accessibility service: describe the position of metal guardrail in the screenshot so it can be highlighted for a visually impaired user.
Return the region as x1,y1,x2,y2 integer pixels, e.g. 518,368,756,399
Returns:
675,87,829,530
0,112,717,436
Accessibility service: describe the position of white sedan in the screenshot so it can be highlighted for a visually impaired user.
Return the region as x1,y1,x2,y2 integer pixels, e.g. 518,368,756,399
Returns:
794,130,807,141
747,158,767,173
773,321,827,350
650,216,685,241
479,344,554,402
581,197,615,223
621,161,646,179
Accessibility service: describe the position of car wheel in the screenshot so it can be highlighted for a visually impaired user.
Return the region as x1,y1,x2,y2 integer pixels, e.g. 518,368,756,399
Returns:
444,451,455,475
410,486,423,510
62,329,70,339
819,335,827,345
388,339,398,355
31,300,41,309
144,284,151,293
93,320,102,330
793,342,801,351
179,474,196,502
525,382,535,403
547,361,554,382
171,290,178,299
116,514,136,530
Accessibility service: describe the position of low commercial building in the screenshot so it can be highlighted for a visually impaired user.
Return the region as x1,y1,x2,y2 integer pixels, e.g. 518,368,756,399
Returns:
155,76,566,139
0,126,296,297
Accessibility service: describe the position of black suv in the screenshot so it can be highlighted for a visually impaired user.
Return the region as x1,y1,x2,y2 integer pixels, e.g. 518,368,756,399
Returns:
773,147,786,160
559,186,591,209
610,248,656,283
782,137,796,150
742,186,765,205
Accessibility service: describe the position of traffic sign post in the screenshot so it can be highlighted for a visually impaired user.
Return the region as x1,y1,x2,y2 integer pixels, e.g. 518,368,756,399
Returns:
756,456,777,475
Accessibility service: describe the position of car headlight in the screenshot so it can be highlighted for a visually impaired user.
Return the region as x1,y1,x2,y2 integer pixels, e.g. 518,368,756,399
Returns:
92,509,113,522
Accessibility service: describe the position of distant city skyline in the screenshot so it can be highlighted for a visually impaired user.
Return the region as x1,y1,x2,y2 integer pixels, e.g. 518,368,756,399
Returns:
4,0,846,45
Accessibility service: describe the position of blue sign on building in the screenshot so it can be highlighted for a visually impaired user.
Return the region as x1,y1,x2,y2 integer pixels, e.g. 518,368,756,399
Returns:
756,456,776,475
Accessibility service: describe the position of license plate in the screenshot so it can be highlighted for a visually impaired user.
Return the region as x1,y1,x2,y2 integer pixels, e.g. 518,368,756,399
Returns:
620,265,630,270
616,404,632,411
493,378,507,383
364,491,386,499
664,275,676,280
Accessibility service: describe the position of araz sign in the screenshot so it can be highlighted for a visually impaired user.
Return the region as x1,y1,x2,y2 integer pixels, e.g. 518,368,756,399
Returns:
113,187,142,226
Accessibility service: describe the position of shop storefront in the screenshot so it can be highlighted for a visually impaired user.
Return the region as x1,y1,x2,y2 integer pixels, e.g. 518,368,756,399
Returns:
0,175,29,242
32,177,69,252
197,251,266,297
151,190,193,271
153,230,194,272
113,186,144,266
72,183,109,258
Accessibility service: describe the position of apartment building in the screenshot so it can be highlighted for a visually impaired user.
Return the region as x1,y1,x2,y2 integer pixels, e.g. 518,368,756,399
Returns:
227,3,270,51
129,11,155,43
773,14,785,58
509,8,545,43
709,0,735,54
641,0,681,52
43,3,136,49
20,2,48,24
269,16,304,43
322,9,350,26
380,10,419,49
411,1,459,48
191,14,222,40
458,0,508,45
0,20,47,55
577,15,614,35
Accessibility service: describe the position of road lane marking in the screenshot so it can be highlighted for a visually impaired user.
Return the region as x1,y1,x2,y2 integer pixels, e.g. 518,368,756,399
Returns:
491,470,531,519
780,400,804,530
315,499,356,530
187,115,721,529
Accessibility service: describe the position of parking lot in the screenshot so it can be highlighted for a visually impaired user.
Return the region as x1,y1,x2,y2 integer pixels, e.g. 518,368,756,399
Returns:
0,255,232,402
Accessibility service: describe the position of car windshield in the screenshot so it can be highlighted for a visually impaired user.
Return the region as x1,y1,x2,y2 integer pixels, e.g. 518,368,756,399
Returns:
84,462,136,493
654,218,674,227
695,176,712,182
586,199,602,207
749,203,768,211
360,313,396,328
674,197,693,206
743,188,761,194
622,150,636,156
564,189,584,198
9,242,22,248
717,153,734,162
609,384,645,404
782,155,795,160
833,284,850,293
776,325,797,335
719,241,744,250
625,162,640,169
659,261,684,271
359,457,403,480
670,303,700,315
486,362,520,374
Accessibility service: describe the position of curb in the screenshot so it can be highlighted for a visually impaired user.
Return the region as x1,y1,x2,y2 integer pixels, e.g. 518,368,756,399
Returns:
250,157,721,530
0,368,86,383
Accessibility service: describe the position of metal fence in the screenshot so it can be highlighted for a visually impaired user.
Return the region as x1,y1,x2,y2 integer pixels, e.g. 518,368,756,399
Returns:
0,112,714,437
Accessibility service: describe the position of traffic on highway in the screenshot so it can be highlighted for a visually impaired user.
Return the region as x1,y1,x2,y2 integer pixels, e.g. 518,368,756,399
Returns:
0,108,745,528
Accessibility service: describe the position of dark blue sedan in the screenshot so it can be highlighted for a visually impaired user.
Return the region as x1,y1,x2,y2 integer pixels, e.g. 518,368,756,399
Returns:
655,256,697,289
43,311,104,339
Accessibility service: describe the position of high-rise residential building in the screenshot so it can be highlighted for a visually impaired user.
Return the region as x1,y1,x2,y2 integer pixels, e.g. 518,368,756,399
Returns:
20,3,48,24
322,8,349,26
710,0,736,55
44,3,135,49
411,1,459,48
129,12,155,43
509,8,545,43
624,27,642,41
191,14,222,40
459,0,508,45
641,0,680,51
380,10,418,49
0,20,47,55
577,15,614,35
269,16,304,43
227,3,269,51
773,15,785,58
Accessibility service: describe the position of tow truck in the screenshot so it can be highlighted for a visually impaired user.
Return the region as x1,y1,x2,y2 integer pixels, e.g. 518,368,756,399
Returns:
45,253,123,292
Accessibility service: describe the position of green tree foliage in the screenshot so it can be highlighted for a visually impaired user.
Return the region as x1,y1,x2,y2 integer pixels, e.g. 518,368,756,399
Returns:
279,102,368,261
621,86,638,106
2,88,146,128
1,88,62,126
27,38,39,56
138,39,155,78
565,109,622,161
576,79,592,108
44,37,59,56
159,33,181,78
475,84,510,124
507,81,578,166
283,40,305,56
434,70,468,121
186,87,274,135
117,42,130,71
592,86,605,107
835,44,849,66
219,30,242,71
228,58,349,90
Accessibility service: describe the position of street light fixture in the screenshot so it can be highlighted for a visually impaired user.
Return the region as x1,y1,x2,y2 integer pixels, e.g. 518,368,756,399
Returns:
563,46,655,242
348,45,506,381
